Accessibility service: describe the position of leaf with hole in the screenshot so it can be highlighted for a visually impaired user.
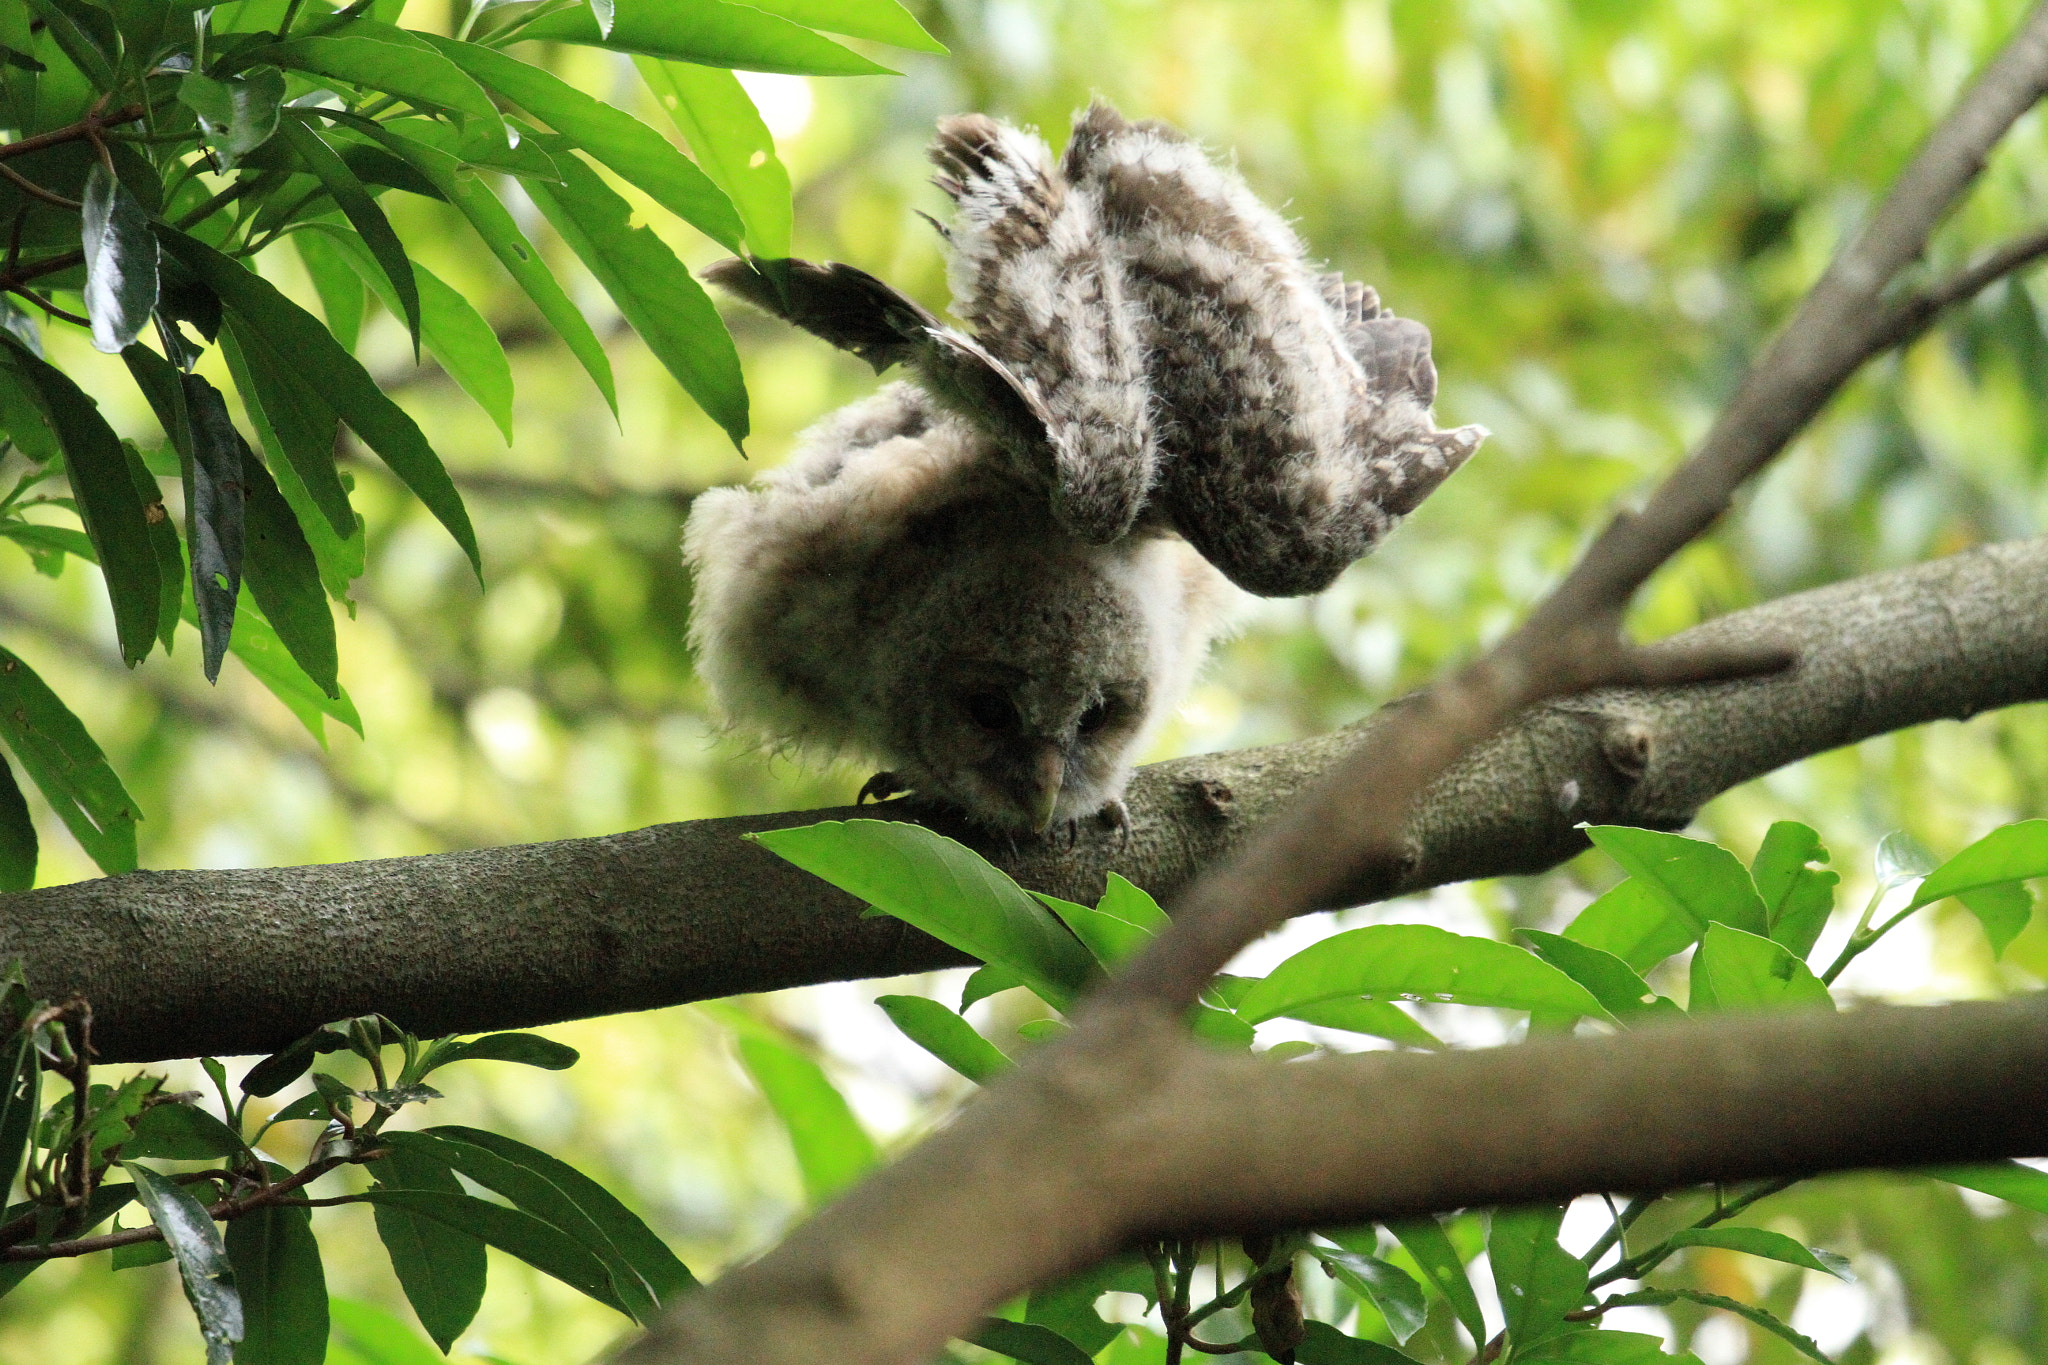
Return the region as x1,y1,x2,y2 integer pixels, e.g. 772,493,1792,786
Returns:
1750,821,1838,959
128,1162,244,1362
177,68,285,168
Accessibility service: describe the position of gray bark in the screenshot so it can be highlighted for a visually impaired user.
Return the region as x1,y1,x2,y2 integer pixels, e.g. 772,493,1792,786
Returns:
4,534,2045,1063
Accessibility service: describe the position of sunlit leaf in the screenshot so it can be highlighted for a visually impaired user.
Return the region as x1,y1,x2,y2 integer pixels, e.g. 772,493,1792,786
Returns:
329,1296,451,1365
635,59,790,258
1666,1227,1852,1280
732,1025,877,1204
743,0,944,50
1234,924,1610,1025
1490,1205,1587,1347
0,645,139,874
81,163,158,354
521,142,749,449
1385,1216,1485,1346
1911,821,2048,943
1750,821,1838,960
357,1189,628,1316
423,1032,580,1072
876,994,1010,1083
517,0,896,76
293,228,365,352
254,35,497,121
1585,827,1768,938
1520,931,1682,1024
241,454,339,698
1276,995,1444,1049
1925,1159,2048,1214
1688,923,1833,1013
748,820,1098,1010
277,115,420,355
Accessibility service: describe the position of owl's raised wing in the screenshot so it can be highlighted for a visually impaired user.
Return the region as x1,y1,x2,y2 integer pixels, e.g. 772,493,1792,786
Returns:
703,256,1055,458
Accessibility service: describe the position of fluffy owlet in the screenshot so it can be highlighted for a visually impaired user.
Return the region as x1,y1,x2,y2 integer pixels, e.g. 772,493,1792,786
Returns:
683,384,1238,834
706,99,1485,597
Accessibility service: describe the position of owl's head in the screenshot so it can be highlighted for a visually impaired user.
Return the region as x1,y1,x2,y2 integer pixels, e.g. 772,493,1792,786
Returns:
875,509,1177,833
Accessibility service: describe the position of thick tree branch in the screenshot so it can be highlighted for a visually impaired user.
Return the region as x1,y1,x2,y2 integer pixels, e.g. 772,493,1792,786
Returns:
1,535,2043,1064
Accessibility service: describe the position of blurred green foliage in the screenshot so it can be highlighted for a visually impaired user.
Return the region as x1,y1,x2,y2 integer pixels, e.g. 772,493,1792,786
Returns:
5,0,2048,1361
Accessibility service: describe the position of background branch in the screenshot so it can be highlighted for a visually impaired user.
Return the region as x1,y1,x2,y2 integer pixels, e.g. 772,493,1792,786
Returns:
1,535,2042,1064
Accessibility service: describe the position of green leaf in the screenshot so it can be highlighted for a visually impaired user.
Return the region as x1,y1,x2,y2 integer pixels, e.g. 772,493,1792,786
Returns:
1520,931,1682,1024
128,1162,244,1362
156,225,480,579
1385,1216,1485,1345
351,116,616,417
253,36,497,121
367,1146,489,1350
1666,1227,1852,1280
0,645,139,874
875,994,1010,1083
0,1021,36,1194
296,221,513,443
1294,1320,1422,1364
292,229,365,353
425,1032,580,1072
1959,882,2034,958
1517,1328,1692,1364
960,963,1024,1009
0,337,160,665
1033,881,1162,967
748,820,1099,1010
81,163,158,354
0,751,36,891
239,454,339,698
1925,1159,2048,1214
177,69,285,169
1023,1256,1151,1357
1912,819,2048,911
329,1297,450,1365
120,438,183,654
201,588,364,744
0,1181,136,1299
1688,923,1834,1013
241,1023,351,1098
1278,995,1445,1049
1235,924,1610,1025
634,59,789,258
125,1099,247,1160
522,142,749,449
1312,1243,1428,1343
517,0,896,76
967,1317,1095,1365
734,1029,876,1204
1652,1289,1829,1364
1750,821,1838,960
384,1131,658,1320
1489,1205,1588,1347
426,1125,695,1305
174,370,247,682
1585,827,1769,938
276,116,420,357
417,36,744,252
357,1189,627,1316
225,1200,328,1365
743,0,944,50
21,0,112,90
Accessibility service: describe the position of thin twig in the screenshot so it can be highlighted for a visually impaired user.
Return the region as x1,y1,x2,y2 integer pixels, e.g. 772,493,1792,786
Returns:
8,287,89,328
0,106,146,163
0,163,80,211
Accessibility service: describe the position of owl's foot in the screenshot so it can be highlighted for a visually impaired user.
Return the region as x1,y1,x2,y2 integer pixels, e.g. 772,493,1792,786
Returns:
857,771,911,805
1099,798,1132,843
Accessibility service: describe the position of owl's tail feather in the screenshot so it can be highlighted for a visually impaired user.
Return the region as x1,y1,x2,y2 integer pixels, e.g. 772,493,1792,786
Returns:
928,114,1066,252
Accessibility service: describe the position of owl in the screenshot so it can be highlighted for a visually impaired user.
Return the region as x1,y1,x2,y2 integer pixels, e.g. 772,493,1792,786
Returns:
683,383,1239,835
704,99,1485,598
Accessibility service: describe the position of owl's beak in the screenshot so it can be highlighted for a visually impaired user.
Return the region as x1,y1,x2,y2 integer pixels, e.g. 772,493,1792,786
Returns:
1025,745,1065,832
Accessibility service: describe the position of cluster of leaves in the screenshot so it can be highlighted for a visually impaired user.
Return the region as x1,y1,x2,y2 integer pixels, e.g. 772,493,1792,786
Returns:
0,0,941,888
747,816,2048,1365
0,973,707,1363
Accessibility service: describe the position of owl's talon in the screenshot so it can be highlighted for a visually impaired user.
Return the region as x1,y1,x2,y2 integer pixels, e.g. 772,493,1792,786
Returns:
858,771,909,805
1099,799,1132,843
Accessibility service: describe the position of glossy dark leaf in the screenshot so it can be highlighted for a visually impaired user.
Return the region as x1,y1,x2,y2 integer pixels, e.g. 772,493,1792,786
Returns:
239,454,338,698
1294,1320,1422,1364
522,143,748,449
0,336,160,665
428,1124,696,1306
177,69,285,169
0,751,36,892
419,36,744,252
369,1141,488,1351
298,222,512,442
125,1099,247,1160
0,645,139,874
120,437,183,653
518,0,895,76
0,354,60,464
967,1317,1095,1365
81,163,158,355
178,373,247,683
128,1162,244,1363
225,1200,327,1365
0,1181,136,1299
212,288,348,545
358,1189,627,1316
1751,821,1838,960
277,115,420,356
427,1032,579,1071
342,115,617,418
193,588,363,744
241,1024,351,1098
292,229,365,353
156,225,480,579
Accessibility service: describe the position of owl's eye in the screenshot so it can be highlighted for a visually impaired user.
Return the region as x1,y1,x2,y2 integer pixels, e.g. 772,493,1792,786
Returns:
963,690,1020,732
1077,700,1113,735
